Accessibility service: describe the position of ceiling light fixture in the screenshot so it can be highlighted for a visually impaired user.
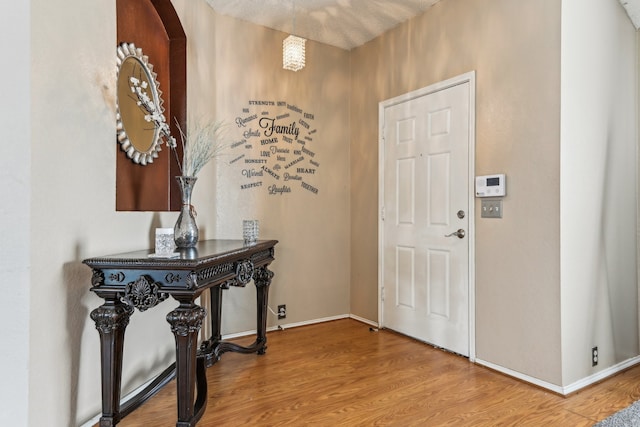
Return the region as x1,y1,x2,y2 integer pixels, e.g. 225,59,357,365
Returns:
283,2,305,72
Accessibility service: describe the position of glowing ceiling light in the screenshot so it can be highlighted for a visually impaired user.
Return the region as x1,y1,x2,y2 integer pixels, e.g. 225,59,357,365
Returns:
283,34,306,72
283,1,305,72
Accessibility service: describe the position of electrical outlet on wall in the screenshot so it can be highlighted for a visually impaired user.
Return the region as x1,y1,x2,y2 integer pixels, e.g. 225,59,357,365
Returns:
278,304,286,320
592,346,598,367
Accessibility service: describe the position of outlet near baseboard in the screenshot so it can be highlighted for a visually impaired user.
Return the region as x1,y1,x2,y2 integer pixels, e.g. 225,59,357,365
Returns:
278,304,286,320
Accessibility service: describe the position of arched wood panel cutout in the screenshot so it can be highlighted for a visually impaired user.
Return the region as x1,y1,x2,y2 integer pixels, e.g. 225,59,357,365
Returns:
115,0,186,211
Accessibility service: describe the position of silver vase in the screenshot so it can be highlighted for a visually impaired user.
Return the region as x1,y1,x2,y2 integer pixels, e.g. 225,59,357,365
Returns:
174,176,199,248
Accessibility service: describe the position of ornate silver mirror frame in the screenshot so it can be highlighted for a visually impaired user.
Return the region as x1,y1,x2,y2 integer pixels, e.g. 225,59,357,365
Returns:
116,43,171,165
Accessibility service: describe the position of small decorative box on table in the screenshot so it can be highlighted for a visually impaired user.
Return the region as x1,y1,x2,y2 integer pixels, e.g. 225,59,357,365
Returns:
83,239,278,427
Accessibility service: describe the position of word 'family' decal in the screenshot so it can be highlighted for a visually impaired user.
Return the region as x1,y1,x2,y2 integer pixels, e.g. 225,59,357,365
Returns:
230,100,320,196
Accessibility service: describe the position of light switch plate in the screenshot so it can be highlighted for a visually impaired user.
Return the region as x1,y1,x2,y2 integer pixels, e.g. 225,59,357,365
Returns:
481,199,502,218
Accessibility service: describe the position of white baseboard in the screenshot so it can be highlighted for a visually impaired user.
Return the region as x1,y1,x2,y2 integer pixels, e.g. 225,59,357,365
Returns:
349,313,379,327
79,375,160,427
561,355,640,394
475,355,640,395
474,358,566,394
224,313,351,338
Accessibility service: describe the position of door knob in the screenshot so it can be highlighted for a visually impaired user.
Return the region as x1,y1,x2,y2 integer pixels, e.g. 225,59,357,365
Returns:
445,229,465,239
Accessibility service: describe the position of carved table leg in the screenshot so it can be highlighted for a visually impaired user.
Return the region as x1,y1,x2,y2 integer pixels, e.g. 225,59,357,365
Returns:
90,299,134,427
167,302,207,427
254,266,274,355
199,285,223,366
209,285,223,344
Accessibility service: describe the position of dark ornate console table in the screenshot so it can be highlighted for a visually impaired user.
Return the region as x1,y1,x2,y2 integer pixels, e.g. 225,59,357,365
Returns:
84,239,278,427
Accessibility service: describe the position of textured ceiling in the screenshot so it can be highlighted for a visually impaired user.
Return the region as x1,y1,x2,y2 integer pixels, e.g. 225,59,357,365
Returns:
205,0,441,50
205,1,640,50
620,0,640,28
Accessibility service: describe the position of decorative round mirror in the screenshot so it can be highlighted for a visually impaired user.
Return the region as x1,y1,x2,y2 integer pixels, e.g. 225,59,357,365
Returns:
116,42,169,165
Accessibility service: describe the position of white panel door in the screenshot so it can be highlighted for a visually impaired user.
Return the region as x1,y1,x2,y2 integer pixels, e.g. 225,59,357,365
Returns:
381,81,471,356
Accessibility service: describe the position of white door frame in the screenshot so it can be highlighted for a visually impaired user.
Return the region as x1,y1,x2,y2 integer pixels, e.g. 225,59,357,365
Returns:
378,71,476,361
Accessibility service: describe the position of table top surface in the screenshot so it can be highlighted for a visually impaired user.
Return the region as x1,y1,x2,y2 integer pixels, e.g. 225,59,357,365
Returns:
83,239,278,269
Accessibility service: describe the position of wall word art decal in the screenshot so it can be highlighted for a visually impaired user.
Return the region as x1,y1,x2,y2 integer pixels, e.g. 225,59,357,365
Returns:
229,100,320,196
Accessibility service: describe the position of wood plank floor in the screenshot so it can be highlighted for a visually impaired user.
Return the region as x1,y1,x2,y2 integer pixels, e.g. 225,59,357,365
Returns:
115,318,640,426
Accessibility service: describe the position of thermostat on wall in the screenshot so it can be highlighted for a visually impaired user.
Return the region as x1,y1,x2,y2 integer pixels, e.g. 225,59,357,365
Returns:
475,174,506,197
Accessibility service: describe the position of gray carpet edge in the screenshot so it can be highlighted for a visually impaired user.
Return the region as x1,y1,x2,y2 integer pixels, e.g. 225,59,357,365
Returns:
594,400,640,426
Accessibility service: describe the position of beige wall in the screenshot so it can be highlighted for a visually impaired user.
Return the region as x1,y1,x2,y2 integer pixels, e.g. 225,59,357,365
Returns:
27,0,350,424
0,1,30,423
29,0,179,424
560,0,638,386
350,0,563,384
351,0,639,391
12,0,639,425
173,1,352,332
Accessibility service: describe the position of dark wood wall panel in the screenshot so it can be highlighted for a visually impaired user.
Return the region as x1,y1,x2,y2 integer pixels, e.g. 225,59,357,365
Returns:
116,0,186,211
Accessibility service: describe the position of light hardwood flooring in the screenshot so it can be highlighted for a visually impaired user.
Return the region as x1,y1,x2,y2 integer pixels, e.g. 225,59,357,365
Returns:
115,318,640,426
